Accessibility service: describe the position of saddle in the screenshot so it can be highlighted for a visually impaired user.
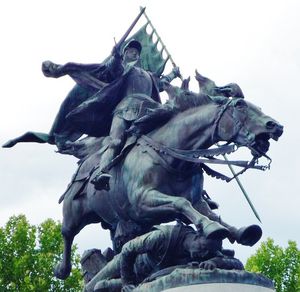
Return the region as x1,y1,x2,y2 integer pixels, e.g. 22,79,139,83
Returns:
57,135,138,203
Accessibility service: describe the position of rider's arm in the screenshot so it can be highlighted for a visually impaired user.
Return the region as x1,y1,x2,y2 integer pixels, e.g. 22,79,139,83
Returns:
102,46,124,81
42,46,124,82
120,229,165,286
42,61,104,78
158,66,181,91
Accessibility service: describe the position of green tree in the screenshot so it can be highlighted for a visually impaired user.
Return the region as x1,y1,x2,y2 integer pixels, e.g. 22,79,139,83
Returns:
245,238,300,292
0,215,83,291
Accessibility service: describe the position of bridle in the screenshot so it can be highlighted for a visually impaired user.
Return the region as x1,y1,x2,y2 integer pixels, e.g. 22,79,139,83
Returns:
139,99,272,182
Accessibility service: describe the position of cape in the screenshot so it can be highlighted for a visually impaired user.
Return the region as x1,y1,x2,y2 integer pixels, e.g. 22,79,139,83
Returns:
66,67,162,138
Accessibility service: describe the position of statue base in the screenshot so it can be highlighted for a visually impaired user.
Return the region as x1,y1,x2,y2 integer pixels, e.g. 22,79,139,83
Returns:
134,268,274,292
163,283,273,291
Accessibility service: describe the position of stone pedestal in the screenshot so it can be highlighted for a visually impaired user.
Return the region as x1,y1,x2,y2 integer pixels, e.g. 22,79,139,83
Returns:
163,283,274,291
81,249,107,284
134,268,275,292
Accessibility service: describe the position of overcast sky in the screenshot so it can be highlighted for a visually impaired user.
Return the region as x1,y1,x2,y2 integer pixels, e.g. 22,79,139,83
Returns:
1,0,299,265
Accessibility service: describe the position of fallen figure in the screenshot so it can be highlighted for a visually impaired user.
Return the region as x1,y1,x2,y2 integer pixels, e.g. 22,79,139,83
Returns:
83,223,244,292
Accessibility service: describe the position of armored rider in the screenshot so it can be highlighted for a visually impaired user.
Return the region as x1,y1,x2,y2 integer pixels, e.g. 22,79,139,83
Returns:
86,39,180,190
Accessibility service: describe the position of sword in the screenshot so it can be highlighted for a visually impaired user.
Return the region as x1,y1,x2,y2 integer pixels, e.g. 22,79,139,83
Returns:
222,151,262,223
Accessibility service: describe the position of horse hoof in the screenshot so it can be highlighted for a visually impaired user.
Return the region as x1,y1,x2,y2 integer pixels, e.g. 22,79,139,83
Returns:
236,225,262,246
54,262,71,280
203,221,230,240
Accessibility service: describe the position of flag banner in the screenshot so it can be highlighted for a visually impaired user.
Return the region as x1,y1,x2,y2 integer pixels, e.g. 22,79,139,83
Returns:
122,23,169,76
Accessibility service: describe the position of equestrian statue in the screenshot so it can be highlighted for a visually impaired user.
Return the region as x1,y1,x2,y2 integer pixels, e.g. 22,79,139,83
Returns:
3,7,283,292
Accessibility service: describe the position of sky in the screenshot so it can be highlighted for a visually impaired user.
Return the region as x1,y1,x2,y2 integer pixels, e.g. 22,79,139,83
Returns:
1,0,299,265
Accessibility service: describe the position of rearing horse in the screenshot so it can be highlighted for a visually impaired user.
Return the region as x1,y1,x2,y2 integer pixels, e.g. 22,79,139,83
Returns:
55,94,283,279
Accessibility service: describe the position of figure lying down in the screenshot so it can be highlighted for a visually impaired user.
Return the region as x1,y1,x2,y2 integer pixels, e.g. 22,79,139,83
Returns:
83,223,243,292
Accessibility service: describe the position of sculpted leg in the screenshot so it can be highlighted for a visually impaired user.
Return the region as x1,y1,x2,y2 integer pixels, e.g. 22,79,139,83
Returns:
55,185,101,279
54,226,74,279
193,195,262,246
92,115,127,191
136,189,230,240
218,219,262,246
55,213,102,279
94,279,122,292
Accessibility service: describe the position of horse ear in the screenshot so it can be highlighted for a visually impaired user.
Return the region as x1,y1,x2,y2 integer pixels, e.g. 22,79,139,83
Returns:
195,70,216,95
181,76,190,90
229,83,245,99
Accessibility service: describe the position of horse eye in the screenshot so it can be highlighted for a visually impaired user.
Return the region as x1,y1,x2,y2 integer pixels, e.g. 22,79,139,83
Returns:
235,99,247,108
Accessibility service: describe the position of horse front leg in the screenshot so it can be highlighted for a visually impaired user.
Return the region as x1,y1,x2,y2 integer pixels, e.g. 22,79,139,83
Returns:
193,195,262,246
136,189,230,240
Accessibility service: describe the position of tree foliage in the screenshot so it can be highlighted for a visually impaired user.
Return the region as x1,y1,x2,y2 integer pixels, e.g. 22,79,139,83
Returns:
0,215,83,291
245,238,300,292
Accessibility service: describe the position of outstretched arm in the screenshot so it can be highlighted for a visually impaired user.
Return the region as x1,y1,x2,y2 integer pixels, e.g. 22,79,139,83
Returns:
120,229,165,286
42,61,102,78
42,47,123,82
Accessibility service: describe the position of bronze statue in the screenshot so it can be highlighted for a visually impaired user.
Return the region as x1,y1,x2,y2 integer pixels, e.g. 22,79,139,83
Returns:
52,82,281,279
84,223,243,292
3,7,283,291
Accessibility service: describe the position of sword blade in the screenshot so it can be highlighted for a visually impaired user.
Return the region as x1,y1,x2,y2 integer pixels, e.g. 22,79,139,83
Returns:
223,154,262,223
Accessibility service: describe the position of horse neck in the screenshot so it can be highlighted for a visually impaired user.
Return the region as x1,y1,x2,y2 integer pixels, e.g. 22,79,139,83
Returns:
150,103,219,150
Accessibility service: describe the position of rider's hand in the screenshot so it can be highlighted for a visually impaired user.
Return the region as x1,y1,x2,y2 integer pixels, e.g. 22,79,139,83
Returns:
42,61,65,78
111,45,122,59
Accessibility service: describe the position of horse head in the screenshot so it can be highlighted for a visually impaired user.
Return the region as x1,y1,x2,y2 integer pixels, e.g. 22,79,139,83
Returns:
217,98,283,157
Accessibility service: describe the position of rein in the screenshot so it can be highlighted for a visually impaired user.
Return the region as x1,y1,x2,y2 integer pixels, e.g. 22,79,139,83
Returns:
138,99,271,181
141,135,242,167
139,135,267,182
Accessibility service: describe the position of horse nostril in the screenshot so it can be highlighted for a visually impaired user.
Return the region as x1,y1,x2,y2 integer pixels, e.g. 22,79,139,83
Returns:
276,124,284,137
266,121,276,129
266,121,283,140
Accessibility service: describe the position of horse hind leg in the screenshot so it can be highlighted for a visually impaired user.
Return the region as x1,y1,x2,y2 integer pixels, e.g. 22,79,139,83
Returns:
137,189,230,240
55,210,102,280
54,182,101,280
54,225,75,280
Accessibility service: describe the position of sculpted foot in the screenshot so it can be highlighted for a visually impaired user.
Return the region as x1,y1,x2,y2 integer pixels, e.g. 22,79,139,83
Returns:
235,225,262,246
91,172,112,191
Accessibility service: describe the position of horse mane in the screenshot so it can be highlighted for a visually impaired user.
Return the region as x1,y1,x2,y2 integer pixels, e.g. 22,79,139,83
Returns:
61,86,230,159
166,85,228,113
